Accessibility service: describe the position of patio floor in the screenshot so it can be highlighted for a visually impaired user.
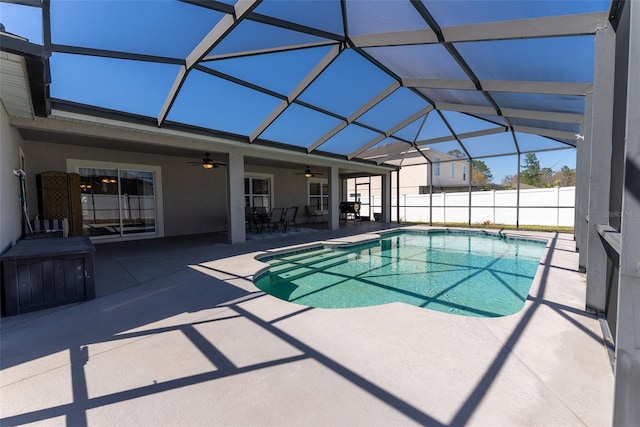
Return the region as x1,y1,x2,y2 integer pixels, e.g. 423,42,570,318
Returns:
0,224,614,426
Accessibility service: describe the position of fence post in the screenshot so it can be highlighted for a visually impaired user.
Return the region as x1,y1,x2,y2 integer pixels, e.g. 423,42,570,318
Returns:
555,186,560,227
403,194,406,222
492,189,496,224
443,192,446,223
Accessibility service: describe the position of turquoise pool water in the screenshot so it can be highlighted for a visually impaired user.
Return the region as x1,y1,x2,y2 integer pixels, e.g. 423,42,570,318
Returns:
254,231,547,317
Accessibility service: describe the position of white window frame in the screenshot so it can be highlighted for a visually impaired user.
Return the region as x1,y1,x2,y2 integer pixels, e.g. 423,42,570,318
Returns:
244,173,274,210
67,158,164,242
308,178,329,213
434,157,440,176
450,162,455,179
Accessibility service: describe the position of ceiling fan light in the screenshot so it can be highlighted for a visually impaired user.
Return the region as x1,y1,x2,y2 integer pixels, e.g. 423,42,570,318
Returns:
202,163,214,169
304,172,313,178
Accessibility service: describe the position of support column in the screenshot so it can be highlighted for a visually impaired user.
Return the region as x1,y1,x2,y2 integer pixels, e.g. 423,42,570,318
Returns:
328,166,340,230
586,23,616,312
381,171,391,223
226,152,245,244
516,153,521,229
468,160,472,227
577,91,593,271
396,169,401,223
429,162,433,225
613,0,640,424
574,127,583,243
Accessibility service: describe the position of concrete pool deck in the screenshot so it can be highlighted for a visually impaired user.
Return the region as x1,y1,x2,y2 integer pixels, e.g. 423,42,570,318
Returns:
1,224,614,426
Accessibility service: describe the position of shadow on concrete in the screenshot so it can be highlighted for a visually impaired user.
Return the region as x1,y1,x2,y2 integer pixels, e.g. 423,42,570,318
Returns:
0,230,605,426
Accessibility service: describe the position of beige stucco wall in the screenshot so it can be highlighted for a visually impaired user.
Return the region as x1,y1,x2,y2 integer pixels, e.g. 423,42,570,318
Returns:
401,160,469,192
0,104,25,253
19,140,319,239
22,140,229,237
244,164,311,212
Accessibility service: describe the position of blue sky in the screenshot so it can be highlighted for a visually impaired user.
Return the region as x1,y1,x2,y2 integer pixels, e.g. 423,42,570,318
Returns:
1,0,587,183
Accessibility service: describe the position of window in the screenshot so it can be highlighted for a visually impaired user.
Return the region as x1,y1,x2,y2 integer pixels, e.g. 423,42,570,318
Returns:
434,157,440,176
450,163,455,179
244,175,272,210
69,159,161,239
462,165,467,181
308,180,329,211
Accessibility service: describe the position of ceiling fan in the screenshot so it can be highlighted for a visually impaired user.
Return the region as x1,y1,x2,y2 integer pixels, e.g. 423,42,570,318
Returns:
187,153,226,169
295,166,323,178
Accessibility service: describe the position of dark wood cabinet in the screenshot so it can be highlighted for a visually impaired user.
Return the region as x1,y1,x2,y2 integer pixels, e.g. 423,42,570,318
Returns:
1,237,95,316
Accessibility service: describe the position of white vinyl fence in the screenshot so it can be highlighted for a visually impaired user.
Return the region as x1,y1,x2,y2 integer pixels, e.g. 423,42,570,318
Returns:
375,186,575,227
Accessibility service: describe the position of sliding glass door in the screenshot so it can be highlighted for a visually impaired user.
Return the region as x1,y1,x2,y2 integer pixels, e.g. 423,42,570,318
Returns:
78,167,157,238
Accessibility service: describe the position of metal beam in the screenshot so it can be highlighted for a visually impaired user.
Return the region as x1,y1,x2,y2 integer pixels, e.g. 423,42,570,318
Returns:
442,12,607,42
436,102,496,116
415,126,507,146
53,44,185,65
402,78,476,91
308,81,400,152
512,125,579,144
350,29,438,47
348,82,400,123
194,64,286,100
516,153,521,228
249,44,341,142
613,1,640,424
186,1,261,70
348,134,386,160
2,0,42,7
502,108,584,124
157,65,188,127
577,91,593,271
403,78,592,96
158,0,261,127
202,40,339,61
0,34,45,59
180,0,344,42
374,143,414,165
376,112,432,166
348,106,432,159
585,23,615,313
352,12,606,47
481,80,592,96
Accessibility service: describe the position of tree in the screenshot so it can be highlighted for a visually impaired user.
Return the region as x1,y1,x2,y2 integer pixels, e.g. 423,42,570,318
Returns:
554,166,576,187
521,153,542,186
501,174,517,189
540,167,555,187
470,160,493,186
447,149,465,159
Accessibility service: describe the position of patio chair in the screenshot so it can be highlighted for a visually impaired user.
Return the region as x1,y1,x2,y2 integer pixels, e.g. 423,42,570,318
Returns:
27,217,69,238
282,206,299,232
305,205,323,223
268,207,285,233
245,206,254,232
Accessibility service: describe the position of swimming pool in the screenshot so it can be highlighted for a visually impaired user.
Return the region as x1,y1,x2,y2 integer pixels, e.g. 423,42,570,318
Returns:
254,230,547,317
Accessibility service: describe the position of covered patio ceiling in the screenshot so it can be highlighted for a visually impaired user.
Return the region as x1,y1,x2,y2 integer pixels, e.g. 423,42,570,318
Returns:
1,0,611,166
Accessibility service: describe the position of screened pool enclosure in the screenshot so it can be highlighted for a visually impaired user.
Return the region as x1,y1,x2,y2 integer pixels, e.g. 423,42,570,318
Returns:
2,0,604,166
1,1,639,424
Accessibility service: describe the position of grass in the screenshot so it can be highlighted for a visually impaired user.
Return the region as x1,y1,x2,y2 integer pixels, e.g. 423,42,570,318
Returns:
406,222,574,234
